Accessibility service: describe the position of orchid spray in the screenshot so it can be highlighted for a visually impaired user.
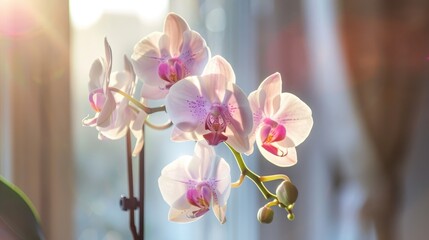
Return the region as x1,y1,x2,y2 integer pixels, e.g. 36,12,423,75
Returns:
83,13,313,239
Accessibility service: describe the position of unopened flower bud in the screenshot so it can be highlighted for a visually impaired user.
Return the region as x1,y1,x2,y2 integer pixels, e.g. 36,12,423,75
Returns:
257,206,274,224
276,181,298,206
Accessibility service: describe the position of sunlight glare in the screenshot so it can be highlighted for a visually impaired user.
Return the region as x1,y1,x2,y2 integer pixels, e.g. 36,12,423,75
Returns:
70,0,103,29
0,0,38,37
103,0,169,24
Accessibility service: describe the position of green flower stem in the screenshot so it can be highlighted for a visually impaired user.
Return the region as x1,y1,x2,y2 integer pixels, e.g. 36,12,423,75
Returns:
145,119,173,130
225,143,276,199
259,174,291,183
264,199,279,208
109,87,166,114
231,174,245,188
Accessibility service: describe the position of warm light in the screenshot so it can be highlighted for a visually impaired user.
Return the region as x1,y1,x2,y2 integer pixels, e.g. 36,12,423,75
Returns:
0,0,38,37
69,0,104,29
104,0,169,24
133,0,169,24
70,0,169,29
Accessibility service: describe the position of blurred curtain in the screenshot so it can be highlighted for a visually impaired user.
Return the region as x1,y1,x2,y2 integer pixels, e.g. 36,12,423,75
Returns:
340,1,429,240
0,0,72,239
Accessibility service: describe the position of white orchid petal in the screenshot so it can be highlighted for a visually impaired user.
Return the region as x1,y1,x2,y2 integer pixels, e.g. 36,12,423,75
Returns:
159,140,231,224
198,74,227,103
202,55,235,83
214,162,231,206
168,207,203,223
166,77,209,132
171,126,202,142
180,31,211,77
274,93,313,147
258,72,282,116
82,114,98,127
140,82,169,100
88,58,105,91
164,13,190,56
98,102,133,139
96,90,116,128
225,128,250,153
131,32,164,87
130,111,147,156
212,205,227,224
188,141,217,180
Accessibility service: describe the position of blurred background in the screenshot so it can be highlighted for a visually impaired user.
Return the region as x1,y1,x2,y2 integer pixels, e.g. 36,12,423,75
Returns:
1,0,429,239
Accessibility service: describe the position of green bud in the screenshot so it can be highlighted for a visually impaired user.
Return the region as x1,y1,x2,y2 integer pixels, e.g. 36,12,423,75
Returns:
257,206,274,224
276,181,298,206
287,213,295,221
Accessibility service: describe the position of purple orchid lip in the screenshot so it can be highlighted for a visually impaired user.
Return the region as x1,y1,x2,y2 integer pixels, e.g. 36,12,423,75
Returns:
186,181,220,219
260,118,287,157
204,105,229,145
158,58,186,88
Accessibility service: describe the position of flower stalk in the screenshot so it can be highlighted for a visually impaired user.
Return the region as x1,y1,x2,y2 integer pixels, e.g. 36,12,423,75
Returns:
109,87,166,114
225,143,276,200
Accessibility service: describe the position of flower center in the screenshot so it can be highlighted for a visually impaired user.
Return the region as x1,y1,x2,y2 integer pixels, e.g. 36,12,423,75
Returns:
260,118,287,156
203,105,228,146
158,58,186,88
89,88,106,112
186,182,213,218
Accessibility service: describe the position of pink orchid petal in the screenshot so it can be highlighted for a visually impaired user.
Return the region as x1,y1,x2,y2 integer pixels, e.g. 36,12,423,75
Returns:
166,77,209,132
273,93,313,147
164,13,190,56
202,55,234,83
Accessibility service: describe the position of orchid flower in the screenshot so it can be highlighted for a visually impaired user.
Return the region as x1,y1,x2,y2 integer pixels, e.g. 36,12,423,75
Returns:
247,73,313,167
158,141,231,223
165,56,253,153
83,39,146,156
131,12,210,99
